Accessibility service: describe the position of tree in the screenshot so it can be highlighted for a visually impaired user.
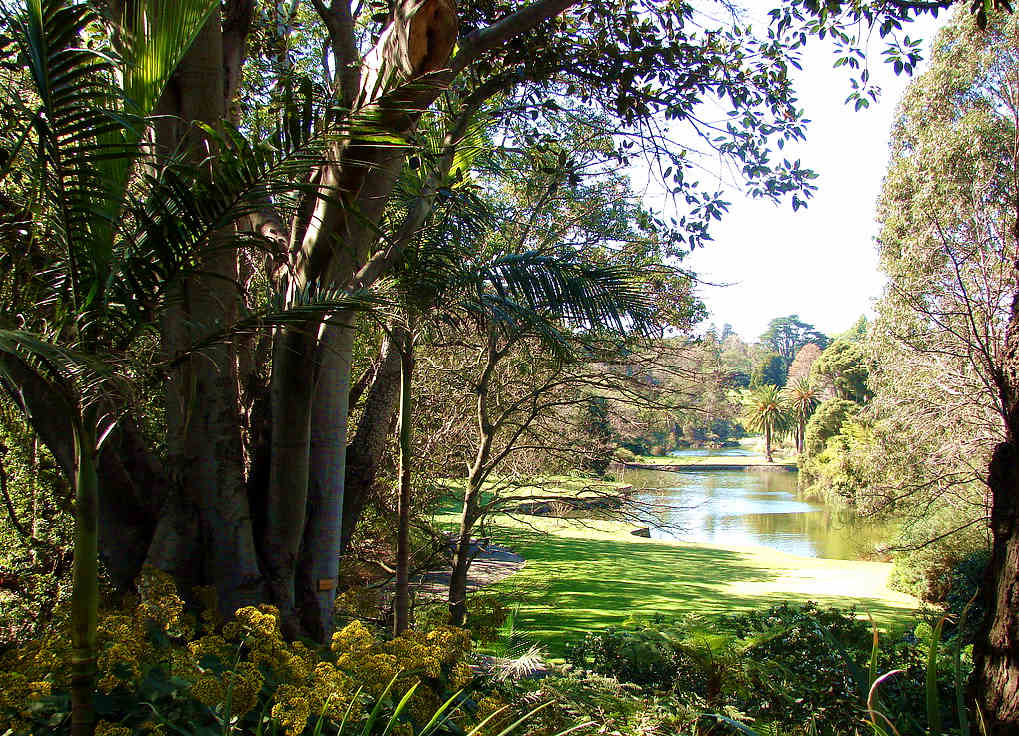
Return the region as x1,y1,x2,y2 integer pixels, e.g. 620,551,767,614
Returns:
783,376,820,454
869,8,1019,725
0,1,328,728
751,352,788,388
759,315,829,364
740,385,792,463
835,315,868,343
810,340,870,403
787,343,822,384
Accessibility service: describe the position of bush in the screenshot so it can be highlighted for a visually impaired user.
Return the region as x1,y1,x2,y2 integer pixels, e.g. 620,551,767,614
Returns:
415,590,509,643
889,523,989,605
563,602,973,736
612,447,636,463
0,569,475,735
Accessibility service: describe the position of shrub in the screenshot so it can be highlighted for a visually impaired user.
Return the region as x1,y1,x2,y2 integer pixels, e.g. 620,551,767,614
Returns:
612,447,636,463
415,591,509,643
0,569,475,735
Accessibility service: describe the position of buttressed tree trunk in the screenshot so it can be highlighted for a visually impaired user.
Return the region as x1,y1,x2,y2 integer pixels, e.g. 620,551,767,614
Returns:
145,14,262,616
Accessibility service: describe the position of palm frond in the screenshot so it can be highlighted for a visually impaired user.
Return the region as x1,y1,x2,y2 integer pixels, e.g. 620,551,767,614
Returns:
13,0,138,304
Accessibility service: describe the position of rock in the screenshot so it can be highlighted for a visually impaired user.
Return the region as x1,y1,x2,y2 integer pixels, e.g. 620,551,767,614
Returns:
630,527,651,537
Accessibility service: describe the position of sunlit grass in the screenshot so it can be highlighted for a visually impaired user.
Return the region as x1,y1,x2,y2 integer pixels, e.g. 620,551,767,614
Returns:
432,505,918,657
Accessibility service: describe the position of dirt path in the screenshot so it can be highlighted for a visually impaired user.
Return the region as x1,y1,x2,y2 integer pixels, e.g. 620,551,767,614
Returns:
410,544,525,599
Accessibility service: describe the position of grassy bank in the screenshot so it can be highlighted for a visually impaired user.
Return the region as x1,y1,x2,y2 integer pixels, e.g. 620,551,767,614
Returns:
432,502,918,656
630,438,797,468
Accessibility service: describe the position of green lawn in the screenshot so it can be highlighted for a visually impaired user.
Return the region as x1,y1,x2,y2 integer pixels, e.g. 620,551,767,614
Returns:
435,508,918,656
630,454,796,467
629,437,797,467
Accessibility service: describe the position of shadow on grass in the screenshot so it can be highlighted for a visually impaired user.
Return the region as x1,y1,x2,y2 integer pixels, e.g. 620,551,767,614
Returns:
486,525,916,655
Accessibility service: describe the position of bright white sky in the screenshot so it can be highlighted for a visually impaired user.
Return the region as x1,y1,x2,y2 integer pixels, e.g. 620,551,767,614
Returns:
658,10,948,342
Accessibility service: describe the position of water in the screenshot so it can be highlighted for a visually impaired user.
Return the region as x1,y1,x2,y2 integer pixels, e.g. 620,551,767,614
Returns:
624,467,885,560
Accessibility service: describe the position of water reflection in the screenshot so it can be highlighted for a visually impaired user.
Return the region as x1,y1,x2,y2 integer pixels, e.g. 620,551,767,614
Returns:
625,468,885,560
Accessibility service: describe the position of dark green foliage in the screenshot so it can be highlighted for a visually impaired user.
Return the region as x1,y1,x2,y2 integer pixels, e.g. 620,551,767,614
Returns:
810,340,870,403
759,315,829,363
802,398,858,457
562,601,977,736
750,352,787,388
564,626,688,690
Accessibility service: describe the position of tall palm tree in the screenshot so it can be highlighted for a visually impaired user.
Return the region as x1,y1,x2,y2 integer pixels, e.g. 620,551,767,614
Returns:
783,376,820,454
740,384,793,463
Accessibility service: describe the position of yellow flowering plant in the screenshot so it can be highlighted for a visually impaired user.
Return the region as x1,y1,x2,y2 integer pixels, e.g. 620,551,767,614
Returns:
0,569,489,735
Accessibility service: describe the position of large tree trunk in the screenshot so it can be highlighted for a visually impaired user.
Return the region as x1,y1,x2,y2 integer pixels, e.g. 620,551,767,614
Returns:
296,323,354,641
973,287,1019,731
145,16,262,616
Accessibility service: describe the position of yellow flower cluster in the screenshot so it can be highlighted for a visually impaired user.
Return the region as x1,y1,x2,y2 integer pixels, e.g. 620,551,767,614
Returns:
136,567,185,635
1,568,478,735
271,683,312,736
95,720,133,736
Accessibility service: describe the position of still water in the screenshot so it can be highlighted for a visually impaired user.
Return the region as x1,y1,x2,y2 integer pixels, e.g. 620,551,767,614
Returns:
624,463,885,561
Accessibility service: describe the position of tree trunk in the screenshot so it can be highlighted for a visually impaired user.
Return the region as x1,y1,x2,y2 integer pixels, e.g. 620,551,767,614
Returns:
449,486,479,627
973,441,1019,729
765,426,773,463
296,323,354,642
69,422,98,736
263,328,316,635
341,330,404,553
973,286,1019,731
395,327,414,635
146,15,262,617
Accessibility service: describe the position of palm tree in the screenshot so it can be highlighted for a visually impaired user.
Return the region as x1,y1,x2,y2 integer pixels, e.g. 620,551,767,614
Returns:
740,385,793,463
783,376,820,454
0,1,375,729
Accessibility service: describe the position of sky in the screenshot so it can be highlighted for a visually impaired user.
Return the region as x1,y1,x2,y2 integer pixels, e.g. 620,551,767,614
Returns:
654,11,948,342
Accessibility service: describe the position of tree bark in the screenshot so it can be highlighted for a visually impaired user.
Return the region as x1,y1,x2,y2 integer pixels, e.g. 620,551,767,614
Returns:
449,487,479,627
145,15,262,617
69,422,98,736
341,329,404,553
296,322,354,641
973,440,1019,732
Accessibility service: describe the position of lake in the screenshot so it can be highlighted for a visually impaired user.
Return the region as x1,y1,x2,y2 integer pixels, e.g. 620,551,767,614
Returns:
622,461,886,560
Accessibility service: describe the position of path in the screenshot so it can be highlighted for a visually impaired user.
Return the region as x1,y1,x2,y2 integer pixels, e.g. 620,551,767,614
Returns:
409,543,525,599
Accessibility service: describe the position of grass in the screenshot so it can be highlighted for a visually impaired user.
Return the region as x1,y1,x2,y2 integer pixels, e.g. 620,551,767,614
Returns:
433,505,918,657
631,454,796,467
628,436,797,467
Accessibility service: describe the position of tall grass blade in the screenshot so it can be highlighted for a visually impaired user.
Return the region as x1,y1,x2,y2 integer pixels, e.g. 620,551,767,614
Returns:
360,674,400,736
927,616,946,736
489,702,554,736
381,682,420,736
867,613,879,690
867,670,904,736
955,590,980,736
418,689,466,736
